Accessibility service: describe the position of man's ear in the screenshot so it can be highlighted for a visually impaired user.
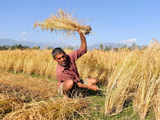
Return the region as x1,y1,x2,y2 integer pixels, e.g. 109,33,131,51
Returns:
54,58,58,62
53,57,57,62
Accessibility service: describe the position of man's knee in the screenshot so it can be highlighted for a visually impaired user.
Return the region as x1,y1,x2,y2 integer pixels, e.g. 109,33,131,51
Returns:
63,80,74,91
87,78,98,85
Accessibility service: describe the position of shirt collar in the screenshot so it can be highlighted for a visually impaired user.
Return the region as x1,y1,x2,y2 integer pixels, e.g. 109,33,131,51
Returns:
57,64,65,71
57,63,71,72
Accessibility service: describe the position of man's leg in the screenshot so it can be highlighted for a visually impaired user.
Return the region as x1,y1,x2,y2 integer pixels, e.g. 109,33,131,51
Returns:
87,78,98,86
86,78,99,91
63,80,74,98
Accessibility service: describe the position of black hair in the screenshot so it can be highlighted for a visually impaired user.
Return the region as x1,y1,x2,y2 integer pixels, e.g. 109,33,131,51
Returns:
51,48,66,59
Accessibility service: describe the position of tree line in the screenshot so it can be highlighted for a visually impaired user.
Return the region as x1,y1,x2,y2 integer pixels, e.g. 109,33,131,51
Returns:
0,44,40,50
0,43,146,51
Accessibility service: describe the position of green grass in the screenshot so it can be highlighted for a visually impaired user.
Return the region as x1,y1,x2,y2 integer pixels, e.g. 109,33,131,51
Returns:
84,93,155,120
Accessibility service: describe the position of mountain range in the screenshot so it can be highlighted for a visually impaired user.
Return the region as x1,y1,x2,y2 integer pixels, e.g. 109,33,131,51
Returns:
0,38,126,49
0,38,60,48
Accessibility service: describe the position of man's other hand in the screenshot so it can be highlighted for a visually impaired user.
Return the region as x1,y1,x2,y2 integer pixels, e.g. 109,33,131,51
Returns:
57,82,61,87
88,85,99,91
77,82,99,91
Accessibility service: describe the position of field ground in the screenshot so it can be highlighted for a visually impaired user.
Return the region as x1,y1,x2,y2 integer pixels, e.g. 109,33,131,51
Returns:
0,71,155,120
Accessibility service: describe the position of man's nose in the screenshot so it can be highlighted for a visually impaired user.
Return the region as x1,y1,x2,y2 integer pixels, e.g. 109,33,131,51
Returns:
60,57,65,61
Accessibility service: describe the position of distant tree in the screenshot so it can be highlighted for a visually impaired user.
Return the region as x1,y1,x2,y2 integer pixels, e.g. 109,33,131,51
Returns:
104,46,111,51
32,46,40,49
0,44,29,50
10,44,29,50
130,43,137,50
0,45,9,50
47,46,53,50
99,44,104,50
121,44,128,49
65,45,74,50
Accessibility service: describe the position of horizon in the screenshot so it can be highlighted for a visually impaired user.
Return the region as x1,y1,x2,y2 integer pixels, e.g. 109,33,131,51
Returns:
0,38,151,50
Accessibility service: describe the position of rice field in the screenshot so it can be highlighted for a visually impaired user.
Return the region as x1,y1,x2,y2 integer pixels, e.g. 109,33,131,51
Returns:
0,42,159,119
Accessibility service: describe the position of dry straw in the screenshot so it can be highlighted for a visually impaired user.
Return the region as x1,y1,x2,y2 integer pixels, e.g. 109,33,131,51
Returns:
34,9,92,35
0,94,23,119
3,98,88,120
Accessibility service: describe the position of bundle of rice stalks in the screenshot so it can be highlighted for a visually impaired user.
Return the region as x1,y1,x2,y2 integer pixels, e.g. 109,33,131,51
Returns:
0,94,23,119
105,51,140,115
3,98,89,120
34,9,92,35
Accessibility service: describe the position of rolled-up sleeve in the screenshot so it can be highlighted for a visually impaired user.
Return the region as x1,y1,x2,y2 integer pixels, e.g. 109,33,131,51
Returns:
69,48,87,61
56,66,64,85
56,72,62,84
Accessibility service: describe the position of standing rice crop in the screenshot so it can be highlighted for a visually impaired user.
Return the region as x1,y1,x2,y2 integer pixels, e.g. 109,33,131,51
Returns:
105,41,160,120
152,84,160,120
133,44,160,120
105,50,140,115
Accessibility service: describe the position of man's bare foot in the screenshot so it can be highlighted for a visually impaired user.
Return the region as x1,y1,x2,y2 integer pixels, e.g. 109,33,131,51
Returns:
88,85,99,91
63,95,72,100
63,95,69,99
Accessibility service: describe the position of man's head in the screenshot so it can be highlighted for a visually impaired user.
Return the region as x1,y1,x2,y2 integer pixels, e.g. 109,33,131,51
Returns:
52,48,70,67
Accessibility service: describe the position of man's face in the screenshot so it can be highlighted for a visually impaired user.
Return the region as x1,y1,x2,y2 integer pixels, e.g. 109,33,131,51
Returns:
55,53,69,67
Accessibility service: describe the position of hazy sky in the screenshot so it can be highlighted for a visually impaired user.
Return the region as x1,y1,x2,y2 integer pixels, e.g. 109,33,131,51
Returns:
0,0,160,47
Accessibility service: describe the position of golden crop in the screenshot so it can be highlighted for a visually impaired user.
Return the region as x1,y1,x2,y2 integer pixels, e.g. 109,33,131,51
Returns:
0,44,160,119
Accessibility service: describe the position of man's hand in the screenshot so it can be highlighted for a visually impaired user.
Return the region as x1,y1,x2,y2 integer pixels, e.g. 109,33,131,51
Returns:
76,28,82,34
77,82,87,88
77,82,99,91
88,85,99,91
57,82,61,87
76,26,91,35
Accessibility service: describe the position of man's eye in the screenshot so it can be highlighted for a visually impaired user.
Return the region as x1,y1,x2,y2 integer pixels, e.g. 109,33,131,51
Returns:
57,56,65,60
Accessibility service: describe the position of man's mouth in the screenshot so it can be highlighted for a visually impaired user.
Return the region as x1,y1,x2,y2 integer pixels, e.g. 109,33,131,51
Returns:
63,60,66,63
62,61,66,65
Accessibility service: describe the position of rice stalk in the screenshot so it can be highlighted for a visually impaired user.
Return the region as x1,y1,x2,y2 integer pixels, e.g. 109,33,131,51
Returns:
152,83,160,120
134,75,160,120
133,44,160,120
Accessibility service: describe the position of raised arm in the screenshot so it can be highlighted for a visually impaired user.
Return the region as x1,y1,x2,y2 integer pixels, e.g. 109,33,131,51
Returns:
77,29,87,51
69,29,87,61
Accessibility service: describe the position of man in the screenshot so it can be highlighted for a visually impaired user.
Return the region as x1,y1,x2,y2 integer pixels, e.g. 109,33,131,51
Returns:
52,29,99,98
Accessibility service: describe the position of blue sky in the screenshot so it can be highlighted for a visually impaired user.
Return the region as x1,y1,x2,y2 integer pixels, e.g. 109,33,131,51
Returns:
0,0,160,47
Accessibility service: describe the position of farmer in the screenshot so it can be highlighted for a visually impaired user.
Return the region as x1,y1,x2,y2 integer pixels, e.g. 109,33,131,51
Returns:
52,29,99,98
